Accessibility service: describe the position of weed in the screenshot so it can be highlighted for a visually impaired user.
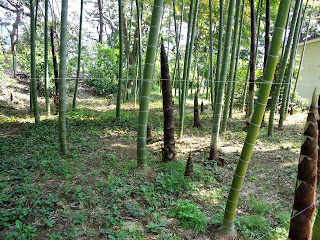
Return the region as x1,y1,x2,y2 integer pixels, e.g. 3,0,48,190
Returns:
168,199,207,233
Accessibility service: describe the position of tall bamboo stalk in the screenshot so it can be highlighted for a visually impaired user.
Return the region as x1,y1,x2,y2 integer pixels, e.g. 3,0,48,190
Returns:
214,0,224,109
264,0,270,69
209,0,213,105
279,3,303,127
229,0,245,118
268,0,301,136
286,1,309,111
208,0,236,160
58,0,69,154
292,4,313,103
218,0,291,236
178,0,199,139
44,0,50,115
136,0,163,167
134,0,142,107
172,0,183,97
247,0,257,118
116,0,123,119
30,0,40,123
221,0,241,132
72,0,84,110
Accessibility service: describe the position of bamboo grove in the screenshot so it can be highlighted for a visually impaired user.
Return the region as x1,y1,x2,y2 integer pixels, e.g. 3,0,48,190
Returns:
2,0,320,238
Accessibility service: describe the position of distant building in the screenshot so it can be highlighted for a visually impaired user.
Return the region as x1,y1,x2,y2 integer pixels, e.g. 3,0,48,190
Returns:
296,36,320,103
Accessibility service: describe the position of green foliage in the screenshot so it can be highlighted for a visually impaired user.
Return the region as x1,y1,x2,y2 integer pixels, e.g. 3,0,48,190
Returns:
83,43,118,95
168,199,207,233
145,212,167,234
236,214,270,238
247,197,273,215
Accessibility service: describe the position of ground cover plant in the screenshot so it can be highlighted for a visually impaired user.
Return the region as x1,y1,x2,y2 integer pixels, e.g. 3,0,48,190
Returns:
0,73,310,239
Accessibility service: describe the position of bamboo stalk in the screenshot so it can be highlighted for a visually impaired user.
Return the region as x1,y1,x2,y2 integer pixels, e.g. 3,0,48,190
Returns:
219,0,291,236
136,0,163,167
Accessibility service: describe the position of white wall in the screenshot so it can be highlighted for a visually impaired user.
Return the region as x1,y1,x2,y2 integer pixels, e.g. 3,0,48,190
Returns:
296,40,320,103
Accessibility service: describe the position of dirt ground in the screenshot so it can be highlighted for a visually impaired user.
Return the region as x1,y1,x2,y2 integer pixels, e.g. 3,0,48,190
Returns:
0,72,313,239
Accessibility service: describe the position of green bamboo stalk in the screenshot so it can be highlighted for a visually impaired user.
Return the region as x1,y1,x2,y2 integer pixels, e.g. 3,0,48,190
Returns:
254,0,263,67
190,42,198,97
185,0,199,99
124,0,134,102
116,0,123,119
279,2,303,128
209,0,213,105
172,0,182,97
241,66,250,112
208,0,236,160
292,4,313,103
13,54,16,78
284,1,308,115
178,0,199,139
218,0,291,236
30,0,40,124
72,0,84,110
268,0,301,136
221,0,241,132
58,0,69,154
229,0,245,118
44,0,50,115
136,0,163,167
313,206,320,239
213,0,224,109
134,0,142,107
247,0,257,118
246,0,262,118
177,2,185,105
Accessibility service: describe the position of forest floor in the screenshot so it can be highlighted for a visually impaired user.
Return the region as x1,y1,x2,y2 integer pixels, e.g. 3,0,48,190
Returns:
0,72,311,240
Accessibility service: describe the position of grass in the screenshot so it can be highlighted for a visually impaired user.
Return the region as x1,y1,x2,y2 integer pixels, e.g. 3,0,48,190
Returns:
0,73,310,239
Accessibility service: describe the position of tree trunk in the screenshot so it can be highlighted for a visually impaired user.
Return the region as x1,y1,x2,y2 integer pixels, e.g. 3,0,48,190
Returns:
136,0,163,167
30,0,40,124
160,43,175,162
219,0,290,236
209,0,236,161
98,0,104,43
72,0,84,110
58,0,69,154
289,90,317,239
50,25,59,115
10,5,23,78
116,0,123,119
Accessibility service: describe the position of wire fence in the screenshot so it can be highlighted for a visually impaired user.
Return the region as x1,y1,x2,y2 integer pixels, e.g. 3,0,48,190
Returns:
23,77,320,86
256,203,317,239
